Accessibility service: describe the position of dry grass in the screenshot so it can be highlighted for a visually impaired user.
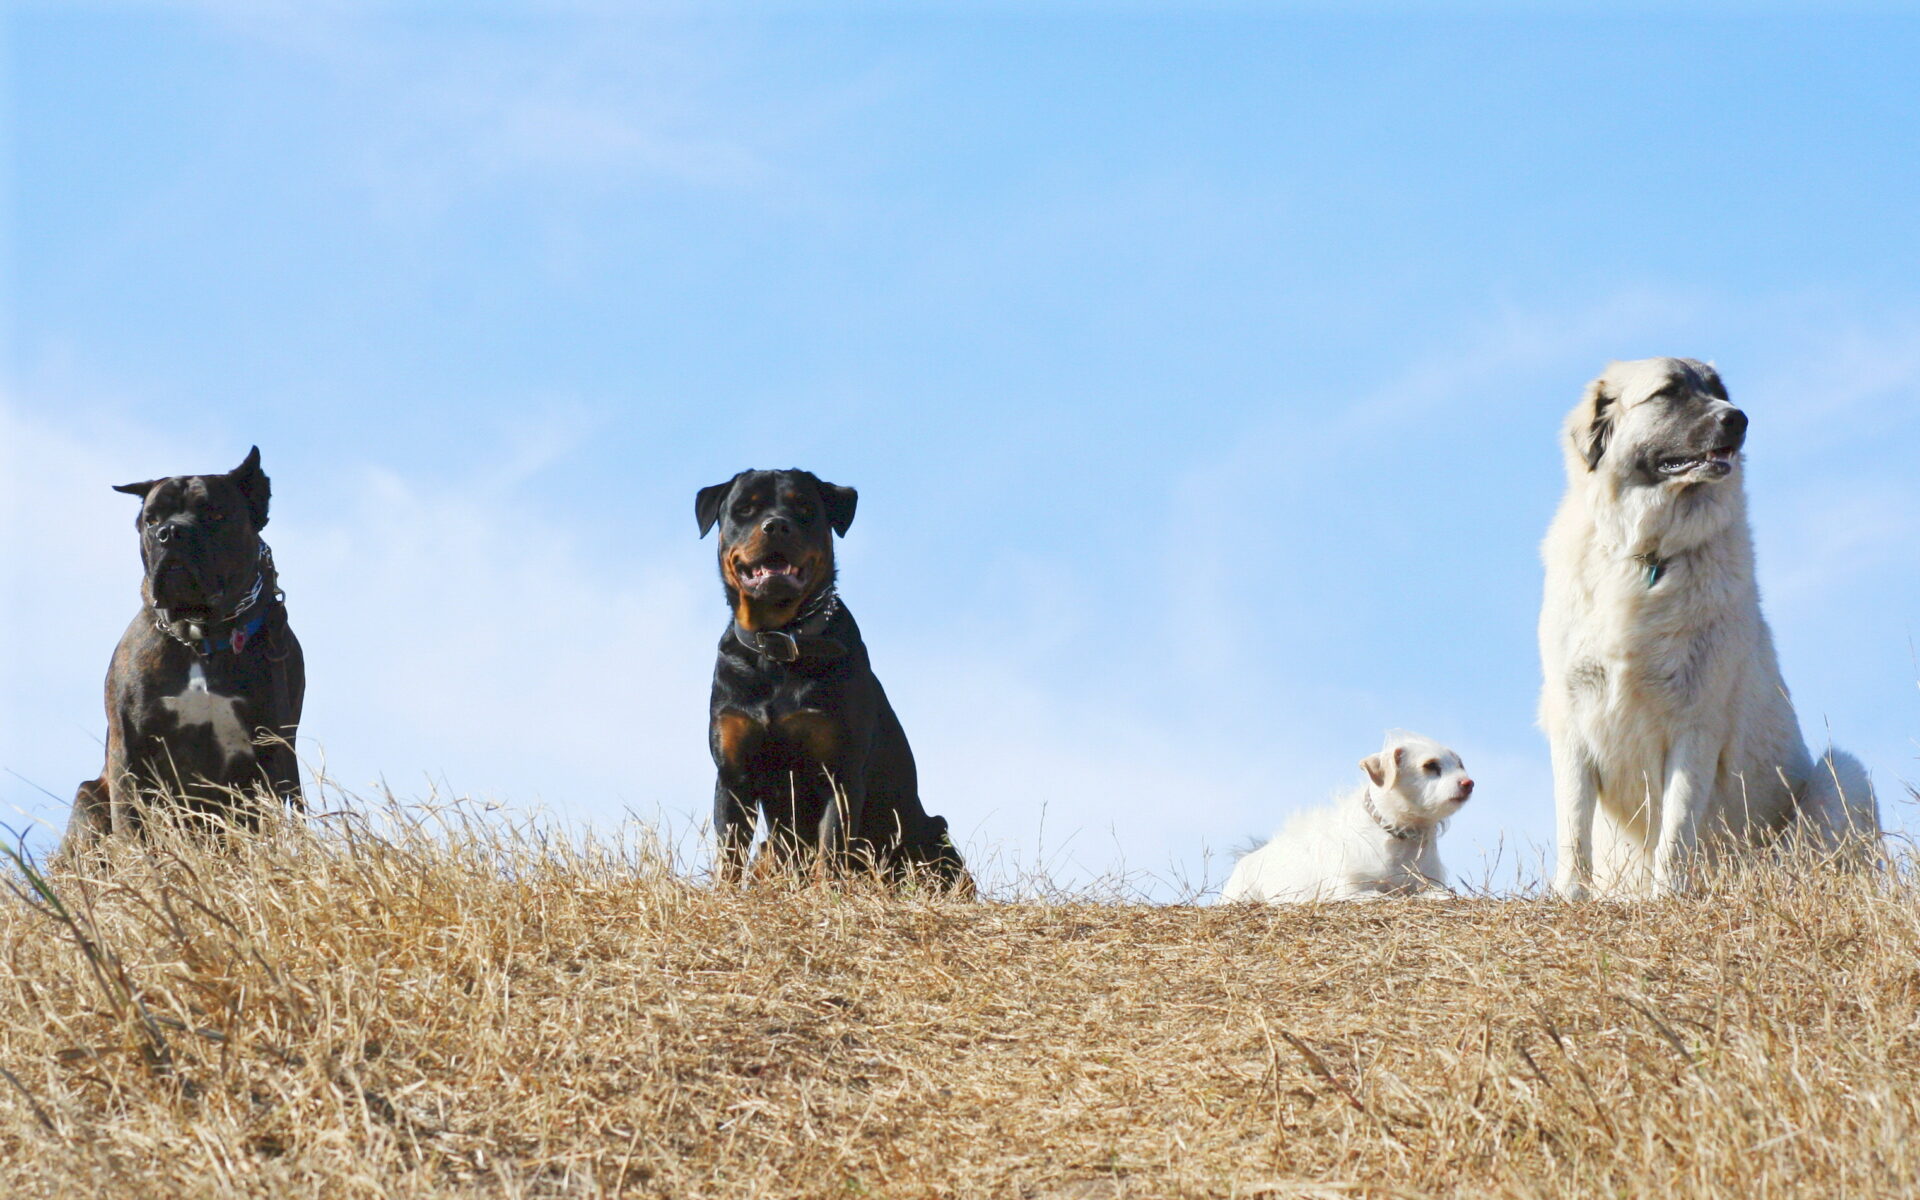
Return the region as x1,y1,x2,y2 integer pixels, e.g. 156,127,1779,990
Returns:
3,796,1920,1199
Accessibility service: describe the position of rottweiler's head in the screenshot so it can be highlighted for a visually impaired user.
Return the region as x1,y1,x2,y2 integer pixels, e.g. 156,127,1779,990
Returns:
113,446,272,622
696,469,856,631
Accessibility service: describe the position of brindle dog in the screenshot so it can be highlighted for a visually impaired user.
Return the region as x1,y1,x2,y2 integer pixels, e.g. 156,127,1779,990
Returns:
697,469,971,892
66,447,305,850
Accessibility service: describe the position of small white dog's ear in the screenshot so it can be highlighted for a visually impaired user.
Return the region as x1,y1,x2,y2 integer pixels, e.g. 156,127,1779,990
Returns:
1361,750,1399,788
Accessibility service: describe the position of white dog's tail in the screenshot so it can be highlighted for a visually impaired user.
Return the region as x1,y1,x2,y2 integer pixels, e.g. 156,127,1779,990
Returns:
1796,748,1882,861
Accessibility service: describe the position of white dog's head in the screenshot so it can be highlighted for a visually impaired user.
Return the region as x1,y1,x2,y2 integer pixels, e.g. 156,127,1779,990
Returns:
1565,357,1748,489
1359,731,1474,828
1562,357,1751,555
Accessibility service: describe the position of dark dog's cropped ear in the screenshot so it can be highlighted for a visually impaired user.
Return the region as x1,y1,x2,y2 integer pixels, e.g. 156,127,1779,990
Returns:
228,445,271,529
112,478,161,499
817,481,858,537
696,477,738,539
1576,377,1615,471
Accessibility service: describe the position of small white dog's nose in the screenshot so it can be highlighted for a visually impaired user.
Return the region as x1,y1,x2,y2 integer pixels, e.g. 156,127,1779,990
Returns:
1458,778,1475,798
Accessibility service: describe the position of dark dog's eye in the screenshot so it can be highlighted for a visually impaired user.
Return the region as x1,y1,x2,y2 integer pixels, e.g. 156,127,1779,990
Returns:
1423,760,1440,776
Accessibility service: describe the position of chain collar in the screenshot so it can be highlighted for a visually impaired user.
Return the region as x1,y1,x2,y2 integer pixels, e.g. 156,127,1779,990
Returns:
1362,787,1426,842
152,540,283,657
794,585,840,627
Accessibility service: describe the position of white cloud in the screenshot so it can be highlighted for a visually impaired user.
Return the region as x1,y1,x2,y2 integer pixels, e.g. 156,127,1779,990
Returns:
159,5,842,231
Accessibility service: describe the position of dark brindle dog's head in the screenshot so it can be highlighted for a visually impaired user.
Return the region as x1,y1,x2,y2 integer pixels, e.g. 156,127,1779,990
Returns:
114,447,272,626
1570,357,1749,487
696,469,857,631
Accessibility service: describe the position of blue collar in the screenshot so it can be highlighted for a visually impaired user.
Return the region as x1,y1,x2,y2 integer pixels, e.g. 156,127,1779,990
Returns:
201,612,269,658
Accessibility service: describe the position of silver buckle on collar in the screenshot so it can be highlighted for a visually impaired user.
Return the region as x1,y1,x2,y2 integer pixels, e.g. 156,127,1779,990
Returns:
757,630,801,663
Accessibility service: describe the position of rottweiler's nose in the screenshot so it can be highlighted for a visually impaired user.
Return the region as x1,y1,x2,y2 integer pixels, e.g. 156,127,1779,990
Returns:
761,516,791,536
1719,408,1749,439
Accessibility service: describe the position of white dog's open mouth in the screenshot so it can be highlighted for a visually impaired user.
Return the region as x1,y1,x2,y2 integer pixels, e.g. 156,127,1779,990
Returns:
1657,445,1739,479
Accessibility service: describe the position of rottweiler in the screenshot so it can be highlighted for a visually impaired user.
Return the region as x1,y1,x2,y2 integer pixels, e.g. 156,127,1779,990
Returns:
697,469,971,892
66,447,305,851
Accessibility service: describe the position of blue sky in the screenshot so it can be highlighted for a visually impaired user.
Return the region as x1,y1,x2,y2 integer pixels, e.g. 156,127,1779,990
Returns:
4,3,1917,891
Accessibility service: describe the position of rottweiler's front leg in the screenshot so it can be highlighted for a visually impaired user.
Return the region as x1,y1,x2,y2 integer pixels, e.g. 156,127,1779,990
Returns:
712,710,764,885
816,772,870,875
768,709,868,875
713,778,757,884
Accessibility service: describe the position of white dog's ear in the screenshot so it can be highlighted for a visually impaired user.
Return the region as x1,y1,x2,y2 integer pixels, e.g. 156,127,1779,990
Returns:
1575,376,1615,471
1361,748,1402,788
1699,361,1729,401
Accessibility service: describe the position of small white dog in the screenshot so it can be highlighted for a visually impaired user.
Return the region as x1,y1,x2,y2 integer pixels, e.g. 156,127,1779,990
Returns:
1223,732,1474,903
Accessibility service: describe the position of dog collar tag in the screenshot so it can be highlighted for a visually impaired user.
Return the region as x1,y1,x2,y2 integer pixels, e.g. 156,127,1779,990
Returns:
1632,554,1667,589
231,628,249,655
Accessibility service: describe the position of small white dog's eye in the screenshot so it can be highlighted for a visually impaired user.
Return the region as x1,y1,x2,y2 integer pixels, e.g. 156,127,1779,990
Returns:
1423,760,1440,776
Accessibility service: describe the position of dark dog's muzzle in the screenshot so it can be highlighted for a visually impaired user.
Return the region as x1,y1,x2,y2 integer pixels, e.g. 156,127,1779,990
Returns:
151,561,215,610
146,523,224,609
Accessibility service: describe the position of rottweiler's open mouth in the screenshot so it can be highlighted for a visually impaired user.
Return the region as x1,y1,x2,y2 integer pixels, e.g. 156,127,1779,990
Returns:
1656,445,1739,479
736,553,808,596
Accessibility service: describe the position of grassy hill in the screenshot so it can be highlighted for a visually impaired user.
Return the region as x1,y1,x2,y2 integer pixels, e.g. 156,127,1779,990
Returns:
2,803,1918,1198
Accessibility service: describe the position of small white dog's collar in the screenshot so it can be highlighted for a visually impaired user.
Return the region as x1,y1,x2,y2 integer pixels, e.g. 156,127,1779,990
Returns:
1362,788,1425,842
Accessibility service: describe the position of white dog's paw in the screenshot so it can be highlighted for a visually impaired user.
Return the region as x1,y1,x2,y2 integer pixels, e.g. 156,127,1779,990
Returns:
1416,887,1459,902
1553,876,1592,902
1650,874,1691,899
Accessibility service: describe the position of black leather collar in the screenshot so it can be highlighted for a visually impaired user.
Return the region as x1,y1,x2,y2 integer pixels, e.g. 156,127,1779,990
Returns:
732,590,847,664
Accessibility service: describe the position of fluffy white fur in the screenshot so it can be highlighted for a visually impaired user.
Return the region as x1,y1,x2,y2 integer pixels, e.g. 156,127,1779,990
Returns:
1223,731,1473,903
1540,357,1880,899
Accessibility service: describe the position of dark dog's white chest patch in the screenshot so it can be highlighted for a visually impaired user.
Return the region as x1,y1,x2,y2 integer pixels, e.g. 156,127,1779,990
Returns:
160,661,254,765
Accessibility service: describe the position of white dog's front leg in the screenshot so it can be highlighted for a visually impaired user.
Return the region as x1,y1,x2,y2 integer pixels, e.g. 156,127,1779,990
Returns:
1551,737,1599,901
1654,738,1716,895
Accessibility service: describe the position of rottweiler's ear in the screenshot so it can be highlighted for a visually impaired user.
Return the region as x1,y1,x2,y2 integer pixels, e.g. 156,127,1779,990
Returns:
696,477,737,539
112,479,161,499
1577,376,1615,471
817,481,857,537
228,446,271,529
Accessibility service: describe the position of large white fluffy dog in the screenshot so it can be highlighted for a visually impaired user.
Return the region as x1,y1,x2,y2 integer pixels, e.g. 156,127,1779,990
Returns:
1223,731,1473,903
1540,357,1879,899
